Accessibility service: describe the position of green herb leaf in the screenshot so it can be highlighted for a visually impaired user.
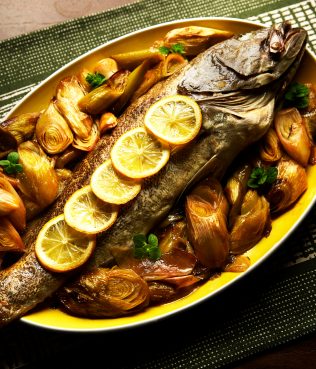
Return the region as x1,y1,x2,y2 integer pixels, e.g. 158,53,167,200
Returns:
148,246,161,260
147,233,158,247
133,233,161,260
86,72,107,89
247,166,278,189
284,82,309,109
265,166,278,184
13,164,23,173
133,234,147,247
158,46,170,55
4,165,15,175
7,151,19,164
0,152,23,175
0,160,10,166
170,43,185,54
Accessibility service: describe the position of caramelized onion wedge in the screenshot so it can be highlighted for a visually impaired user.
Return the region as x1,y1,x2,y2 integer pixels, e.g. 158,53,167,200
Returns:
56,76,93,139
225,163,252,229
111,48,162,69
94,58,119,80
186,178,229,269
131,62,163,101
259,128,282,163
230,190,271,254
0,188,19,216
274,108,311,167
55,147,84,169
0,112,39,145
161,26,233,56
266,157,307,213
159,220,190,254
224,255,251,272
58,268,150,318
0,127,17,152
113,60,150,114
0,217,25,252
36,100,73,154
72,123,100,152
98,112,118,135
78,85,122,115
0,174,26,231
119,248,197,281
161,53,188,77
17,141,58,208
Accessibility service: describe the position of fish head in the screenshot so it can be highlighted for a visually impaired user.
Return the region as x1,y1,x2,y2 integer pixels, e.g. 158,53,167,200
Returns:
175,23,307,196
178,22,308,93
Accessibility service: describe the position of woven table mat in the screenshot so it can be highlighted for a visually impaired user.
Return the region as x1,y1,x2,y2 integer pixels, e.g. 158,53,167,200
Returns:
0,1,316,368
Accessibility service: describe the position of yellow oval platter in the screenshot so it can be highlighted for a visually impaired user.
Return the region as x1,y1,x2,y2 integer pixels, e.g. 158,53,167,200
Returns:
3,17,316,332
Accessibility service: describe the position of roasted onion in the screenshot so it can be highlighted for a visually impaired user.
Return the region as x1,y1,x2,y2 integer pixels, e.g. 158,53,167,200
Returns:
98,112,118,135
185,178,229,269
161,53,188,77
259,128,282,163
113,60,150,114
274,108,311,167
56,76,93,139
0,112,39,145
230,190,271,254
78,84,122,115
36,100,73,155
0,127,17,152
0,188,19,216
94,58,119,80
131,62,163,101
58,268,150,318
224,163,252,229
119,248,197,281
72,123,100,152
266,157,307,213
111,47,162,69
161,26,233,56
17,141,58,208
55,147,84,169
0,217,25,252
0,174,26,231
158,220,191,254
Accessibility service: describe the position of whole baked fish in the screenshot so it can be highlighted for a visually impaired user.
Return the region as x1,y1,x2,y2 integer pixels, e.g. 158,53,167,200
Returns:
0,23,307,326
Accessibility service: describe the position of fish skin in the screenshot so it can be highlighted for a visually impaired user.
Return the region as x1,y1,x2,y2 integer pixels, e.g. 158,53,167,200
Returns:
0,24,307,326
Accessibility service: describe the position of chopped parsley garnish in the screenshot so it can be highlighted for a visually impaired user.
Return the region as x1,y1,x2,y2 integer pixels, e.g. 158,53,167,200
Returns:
284,82,309,109
0,151,23,175
158,43,185,56
158,46,171,55
85,72,107,89
247,166,278,189
170,43,185,54
133,233,161,260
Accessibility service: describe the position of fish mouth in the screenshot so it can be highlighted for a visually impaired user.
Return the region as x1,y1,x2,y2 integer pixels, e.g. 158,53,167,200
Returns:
266,21,307,60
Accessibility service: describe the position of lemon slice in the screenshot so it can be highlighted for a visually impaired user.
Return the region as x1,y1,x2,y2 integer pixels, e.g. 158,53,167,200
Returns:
64,185,118,234
111,127,170,179
35,214,96,272
144,95,202,145
91,159,141,205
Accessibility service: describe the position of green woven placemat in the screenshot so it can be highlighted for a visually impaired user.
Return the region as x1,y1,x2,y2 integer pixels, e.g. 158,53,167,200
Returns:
0,1,316,368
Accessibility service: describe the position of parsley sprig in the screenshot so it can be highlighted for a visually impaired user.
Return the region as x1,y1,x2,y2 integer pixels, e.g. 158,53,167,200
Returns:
158,43,185,56
85,72,107,89
284,82,309,109
0,152,23,175
247,167,278,189
133,233,161,260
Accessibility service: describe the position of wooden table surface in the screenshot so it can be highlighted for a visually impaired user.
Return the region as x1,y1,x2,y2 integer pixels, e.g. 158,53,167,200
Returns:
1,1,316,368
